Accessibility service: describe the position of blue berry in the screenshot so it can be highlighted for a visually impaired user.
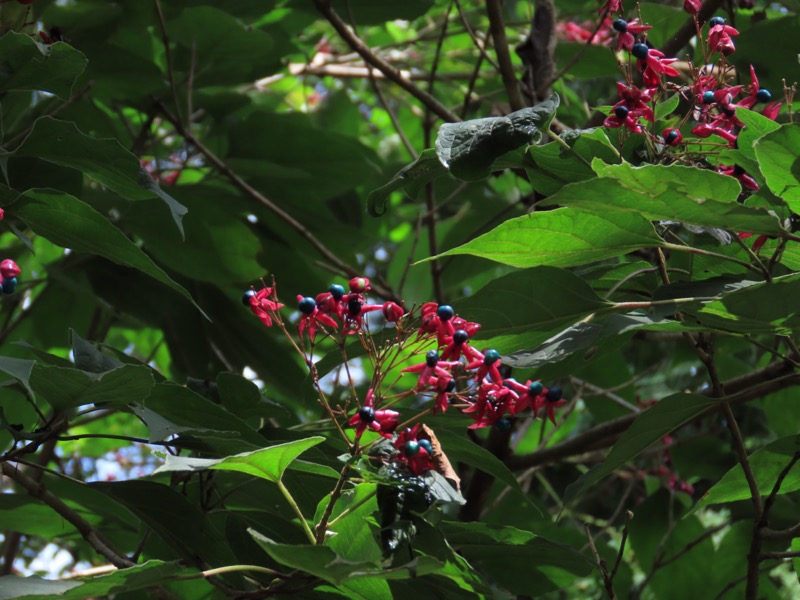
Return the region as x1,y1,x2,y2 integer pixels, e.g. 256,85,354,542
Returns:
241,289,256,306
436,304,455,321
756,88,772,103
329,283,345,300
528,381,544,397
298,296,316,315
453,329,469,344
483,349,501,365
348,297,362,316
614,105,629,120
612,18,628,32
445,378,456,393
425,350,440,367
418,439,433,454
631,43,649,59
546,386,563,402
494,418,512,432
2,277,17,295
665,130,679,143
709,16,725,27
404,440,420,456
702,90,716,104
358,406,375,422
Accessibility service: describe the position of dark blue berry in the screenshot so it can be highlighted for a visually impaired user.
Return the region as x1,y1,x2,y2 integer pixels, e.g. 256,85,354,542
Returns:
453,329,469,344
483,349,501,365
436,304,455,321
2,277,17,295
329,283,345,300
404,440,420,456
418,439,433,454
298,296,316,315
494,418,512,432
358,406,375,422
425,350,440,367
631,43,649,59
612,18,628,32
614,105,629,120
445,378,456,393
546,386,563,402
722,106,736,117
702,90,716,104
665,130,679,143
709,16,725,27
241,289,256,306
528,381,544,397
348,297,362,316
756,88,772,103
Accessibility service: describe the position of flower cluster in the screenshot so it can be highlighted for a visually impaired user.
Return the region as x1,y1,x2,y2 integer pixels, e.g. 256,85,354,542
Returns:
243,279,568,478
0,212,21,296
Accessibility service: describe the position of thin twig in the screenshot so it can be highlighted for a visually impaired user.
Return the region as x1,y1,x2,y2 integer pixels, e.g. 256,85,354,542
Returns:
485,0,525,111
153,0,185,127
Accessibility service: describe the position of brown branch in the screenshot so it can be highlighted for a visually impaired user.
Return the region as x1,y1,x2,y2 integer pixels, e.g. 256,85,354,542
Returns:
485,0,525,111
517,0,556,104
585,524,616,599
505,361,800,471
1,462,135,568
312,0,460,123
153,100,399,303
761,523,800,540
153,0,184,127
760,550,800,560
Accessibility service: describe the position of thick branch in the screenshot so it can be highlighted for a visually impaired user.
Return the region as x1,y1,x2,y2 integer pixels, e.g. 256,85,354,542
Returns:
1,462,135,569
485,0,525,111
312,0,460,123
506,362,800,471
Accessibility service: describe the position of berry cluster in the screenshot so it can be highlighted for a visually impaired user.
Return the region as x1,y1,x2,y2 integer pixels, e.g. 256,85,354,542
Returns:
243,278,567,478
0,212,21,296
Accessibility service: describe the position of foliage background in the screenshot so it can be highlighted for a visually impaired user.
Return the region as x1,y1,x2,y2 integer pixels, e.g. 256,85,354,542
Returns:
0,0,799,598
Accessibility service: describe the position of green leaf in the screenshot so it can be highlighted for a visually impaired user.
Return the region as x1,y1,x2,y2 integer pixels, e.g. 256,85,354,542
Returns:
566,393,719,503
29,364,155,411
0,32,88,100
439,521,593,596
755,124,800,212
70,329,124,374
688,435,800,515
10,189,203,316
153,437,325,482
456,267,610,344
0,356,35,397
539,162,785,236
9,118,187,235
425,208,663,269
436,96,559,180
249,529,443,585
0,561,184,600
367,149,446,217
433,429,536,511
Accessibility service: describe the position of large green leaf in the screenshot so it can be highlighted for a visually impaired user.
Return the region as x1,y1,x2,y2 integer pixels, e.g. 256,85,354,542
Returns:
249,529,443,585
0,561,183,600
10,189,202,316
688,435,800,515
565,393,719,503
436,96,559,180
456,267,610,342
439,521,593,596
426,208,663,268
153,437,327,483
9,118,186,235
0,33,88,99
538,162,785,236
755,124,800,213
29,364,155,411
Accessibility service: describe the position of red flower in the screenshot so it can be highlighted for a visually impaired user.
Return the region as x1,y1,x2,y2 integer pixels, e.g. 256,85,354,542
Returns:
683,0,702,15
662,128,683,146
718,164,759,191
401,350,461,392
738,232,769,252
382,301,404,322
428,375,456,415
348,389,399,440
419,302,457,345
633,45,679,87
503,379,545,415
248,287,284,327
296,295,338,339
708,21,739,56
463,382,515,429
737,65,783,120
0,208,4,221
604,83,656,132
613,18,652,52
394,425,433,475
1,259,22,280
691,123,738,147
598,0,622,14
343,295,383,332
440,328,482,362
538,386,567,425
465,348,503,384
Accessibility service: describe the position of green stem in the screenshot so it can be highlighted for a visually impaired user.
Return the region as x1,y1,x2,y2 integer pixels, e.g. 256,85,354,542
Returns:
276,479,316,544
326,490,377,529
178,564,287,580
662,243,766,277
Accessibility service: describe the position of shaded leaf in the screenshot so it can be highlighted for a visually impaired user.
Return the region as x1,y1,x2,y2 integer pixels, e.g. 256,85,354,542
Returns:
755,124,800,212
367,149,446,217
436,96,559,180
